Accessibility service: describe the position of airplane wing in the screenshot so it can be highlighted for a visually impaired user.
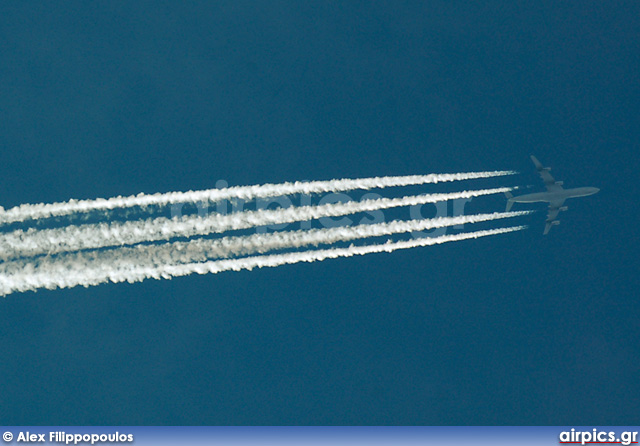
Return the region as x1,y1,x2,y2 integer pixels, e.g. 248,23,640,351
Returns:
543,198,566,235
543,221,554,235
531,155,563,192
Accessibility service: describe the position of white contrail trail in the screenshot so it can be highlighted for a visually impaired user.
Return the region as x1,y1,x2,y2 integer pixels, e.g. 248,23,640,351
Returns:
0,225,526,296
84,210,530,264
0,187,513,260
0,171,516,224
0,211,531,276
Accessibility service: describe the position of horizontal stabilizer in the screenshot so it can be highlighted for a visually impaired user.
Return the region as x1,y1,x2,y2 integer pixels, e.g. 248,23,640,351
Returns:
504,191,514,211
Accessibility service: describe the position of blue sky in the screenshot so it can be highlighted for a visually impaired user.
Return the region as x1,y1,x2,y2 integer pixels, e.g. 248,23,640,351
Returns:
0,2,638,424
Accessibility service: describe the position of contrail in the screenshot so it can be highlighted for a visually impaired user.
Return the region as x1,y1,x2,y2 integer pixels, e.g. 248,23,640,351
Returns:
0,225,526,296
0,171,515,224
0,187,513,260
0,211,531,276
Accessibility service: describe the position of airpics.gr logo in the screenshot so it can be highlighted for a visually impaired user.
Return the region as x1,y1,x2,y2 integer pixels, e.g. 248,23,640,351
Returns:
559,428,638,445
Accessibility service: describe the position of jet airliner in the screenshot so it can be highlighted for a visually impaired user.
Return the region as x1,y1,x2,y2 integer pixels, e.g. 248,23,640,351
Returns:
506,156,599,235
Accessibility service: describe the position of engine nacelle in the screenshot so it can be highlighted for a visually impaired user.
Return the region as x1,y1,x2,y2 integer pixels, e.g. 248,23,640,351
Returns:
559,206,568,211
543,167,551,171
555,181,563,186
552,220,560,226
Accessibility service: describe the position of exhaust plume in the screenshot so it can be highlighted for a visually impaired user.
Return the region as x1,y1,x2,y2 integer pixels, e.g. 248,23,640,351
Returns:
0,171,516,224
0,225,526,296
0,188,513,260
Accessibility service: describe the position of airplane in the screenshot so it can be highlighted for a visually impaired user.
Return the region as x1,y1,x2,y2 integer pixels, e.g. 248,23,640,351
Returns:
506,155,599,235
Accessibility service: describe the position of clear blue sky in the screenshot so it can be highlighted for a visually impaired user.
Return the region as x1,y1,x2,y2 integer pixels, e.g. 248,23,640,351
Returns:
0,1,638,424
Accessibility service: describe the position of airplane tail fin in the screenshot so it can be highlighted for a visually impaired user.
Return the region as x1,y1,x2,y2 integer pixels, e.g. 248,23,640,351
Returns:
504,191,514,211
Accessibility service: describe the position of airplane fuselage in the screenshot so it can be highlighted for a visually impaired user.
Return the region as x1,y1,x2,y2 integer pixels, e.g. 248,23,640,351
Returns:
511,187,599,204
509,155,599,234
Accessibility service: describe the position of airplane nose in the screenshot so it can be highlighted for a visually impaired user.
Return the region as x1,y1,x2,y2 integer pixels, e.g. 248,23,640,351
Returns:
593,187,600,194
